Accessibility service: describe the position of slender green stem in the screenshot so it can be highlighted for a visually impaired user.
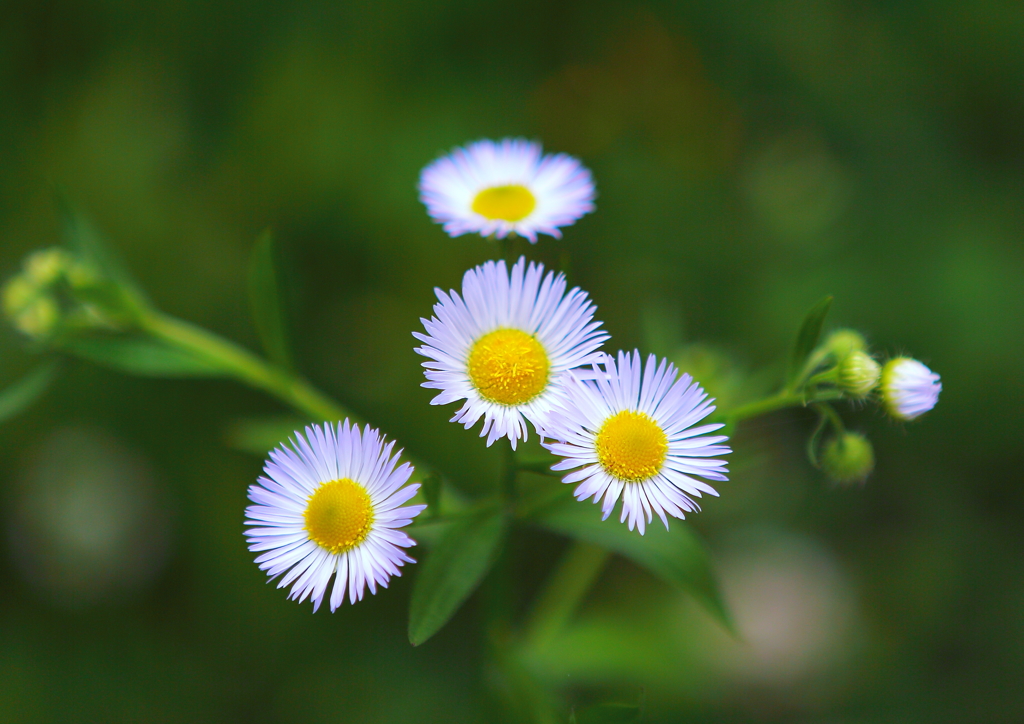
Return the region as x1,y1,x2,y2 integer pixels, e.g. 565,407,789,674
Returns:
813,401,846,435
521,541,610,655
725,391,808,423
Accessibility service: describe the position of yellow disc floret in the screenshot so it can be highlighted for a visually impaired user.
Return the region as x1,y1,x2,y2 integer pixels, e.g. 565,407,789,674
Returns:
468,328,550,406
472,184,536,222
596,410,668,482
303,478,374,554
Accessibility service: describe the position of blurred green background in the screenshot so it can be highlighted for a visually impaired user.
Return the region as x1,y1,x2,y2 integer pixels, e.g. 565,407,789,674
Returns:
2,0,1023,721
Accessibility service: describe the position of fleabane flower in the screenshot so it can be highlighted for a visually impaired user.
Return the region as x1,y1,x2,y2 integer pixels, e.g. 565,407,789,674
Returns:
880,357,941,421
244,421,425,612
542,351,731,534
418,138,595,242
414,256,608,449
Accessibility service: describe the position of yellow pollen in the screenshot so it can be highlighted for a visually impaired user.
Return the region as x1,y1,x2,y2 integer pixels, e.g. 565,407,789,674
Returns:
303,478,374,554
467,328,550,406
596,410,668,482
471,185,536,222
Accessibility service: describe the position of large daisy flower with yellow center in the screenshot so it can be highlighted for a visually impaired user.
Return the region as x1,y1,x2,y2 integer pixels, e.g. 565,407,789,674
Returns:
418,138,595,242
414,256,608,449
542,351,731,534
244,421,425,611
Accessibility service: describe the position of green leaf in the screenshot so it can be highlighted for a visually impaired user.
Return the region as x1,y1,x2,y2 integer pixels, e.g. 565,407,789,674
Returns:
408,506,508,646
246,230,292,370
0,361,59,424
533,498,732,631
224,415,309,455
787,295,833,388
60,335,227,377
574,689,646,724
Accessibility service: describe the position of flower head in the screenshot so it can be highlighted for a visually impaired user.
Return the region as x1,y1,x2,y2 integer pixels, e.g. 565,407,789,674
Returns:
880,357,941,421
837,350,881,399
244,421,425,611
542,351,731,534
414,257,608,449
820,431,875,484
418,138,595,242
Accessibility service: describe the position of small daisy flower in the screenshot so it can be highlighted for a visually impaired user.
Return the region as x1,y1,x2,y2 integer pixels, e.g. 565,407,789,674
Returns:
244,421,426,612
880,357,941,421
418,138,595,242
414,256,608,449
542,351,731,534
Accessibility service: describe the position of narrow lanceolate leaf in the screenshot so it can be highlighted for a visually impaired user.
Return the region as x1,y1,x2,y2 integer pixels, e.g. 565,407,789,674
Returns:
533,498,732,631
0,361,59,424
247,230,292,371
408,506,508,646
61,335,226,377
787,295,833,388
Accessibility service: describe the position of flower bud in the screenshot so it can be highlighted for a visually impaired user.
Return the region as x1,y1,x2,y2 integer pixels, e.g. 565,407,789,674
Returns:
880,357,941,421
837,350,880,398
24,248,69,286
11,296,60,339
821,431,874,484
824,329,867,358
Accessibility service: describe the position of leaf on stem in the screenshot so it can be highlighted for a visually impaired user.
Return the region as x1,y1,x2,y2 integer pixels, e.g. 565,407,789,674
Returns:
408,505,508,646
787,295,833,389
56,195,147,301
0,361,59,424
533,498,733,631
246,230,293,370
61,334,226,377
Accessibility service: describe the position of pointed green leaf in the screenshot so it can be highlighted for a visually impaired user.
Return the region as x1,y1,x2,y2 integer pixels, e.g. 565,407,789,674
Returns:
55,196,147,301
409,506,508,646
0,361,59,424
787,295,833,387
60,335,226,377
246,230,292,370
533,498,732,631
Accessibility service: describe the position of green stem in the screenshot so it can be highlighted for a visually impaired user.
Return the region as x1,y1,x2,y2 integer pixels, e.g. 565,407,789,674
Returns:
142,310,349,422
521,541,610,655
725,388,846,425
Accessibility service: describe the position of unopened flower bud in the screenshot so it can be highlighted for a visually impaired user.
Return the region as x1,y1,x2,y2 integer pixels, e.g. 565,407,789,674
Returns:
24,248,68,286
821,431,874,484
824,329,867,358
880,357,941,421
837,350,880,398
11,295,60,339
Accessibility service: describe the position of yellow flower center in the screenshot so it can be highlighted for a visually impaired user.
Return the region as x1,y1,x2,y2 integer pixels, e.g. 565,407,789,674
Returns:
467,328,550,406
303,478,374,554
471,184,536,222
596,410,668,482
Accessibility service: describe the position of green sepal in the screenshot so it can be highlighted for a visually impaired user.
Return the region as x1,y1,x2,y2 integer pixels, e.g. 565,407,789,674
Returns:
787,295,833,389
408,505,508,646
246,230,293,371
60,334,227,377
0,360,59,424
532,497,733,632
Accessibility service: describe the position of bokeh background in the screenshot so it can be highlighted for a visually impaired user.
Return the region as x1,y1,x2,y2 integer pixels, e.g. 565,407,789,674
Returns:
2,1,1023,721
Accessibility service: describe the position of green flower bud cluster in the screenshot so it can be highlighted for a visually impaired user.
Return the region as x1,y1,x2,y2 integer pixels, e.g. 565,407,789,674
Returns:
822,329,880,399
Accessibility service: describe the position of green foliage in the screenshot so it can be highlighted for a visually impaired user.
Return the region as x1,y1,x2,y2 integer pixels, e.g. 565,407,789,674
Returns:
532,497,732,631
246,230,293,371
787,295,833,389
0,361,58,424
408,506,508,646
571,689,646,724
60,334,226,377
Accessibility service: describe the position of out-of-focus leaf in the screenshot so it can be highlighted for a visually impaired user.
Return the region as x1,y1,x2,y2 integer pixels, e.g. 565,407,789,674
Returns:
56,195,147,300
61,335,226,377
573,689,646,724
533,498,732,631
224,415,309,456
408,505,508,646
787,295,833,388
0,361,58,424
246,230,292,370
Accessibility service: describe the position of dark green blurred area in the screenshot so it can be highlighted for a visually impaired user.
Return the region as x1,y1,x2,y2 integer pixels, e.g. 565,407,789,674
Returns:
2,0,1023,721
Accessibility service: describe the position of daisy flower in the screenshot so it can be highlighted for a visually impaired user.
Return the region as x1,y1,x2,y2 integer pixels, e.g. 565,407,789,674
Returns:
880,357,941,421
542,351,731,534
244,421,425,611
413,256,608,449
418,138,595,242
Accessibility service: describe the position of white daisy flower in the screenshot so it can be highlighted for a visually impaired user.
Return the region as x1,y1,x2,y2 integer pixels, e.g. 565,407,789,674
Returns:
418,138,595,242
413,256,608,449
880,357,941,421
244,421,426,612
542,351,731,534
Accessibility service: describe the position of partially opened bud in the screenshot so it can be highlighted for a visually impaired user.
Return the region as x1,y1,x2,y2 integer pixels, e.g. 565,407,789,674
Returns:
821,432,874,484
880,357,941,421
837,350,880,398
